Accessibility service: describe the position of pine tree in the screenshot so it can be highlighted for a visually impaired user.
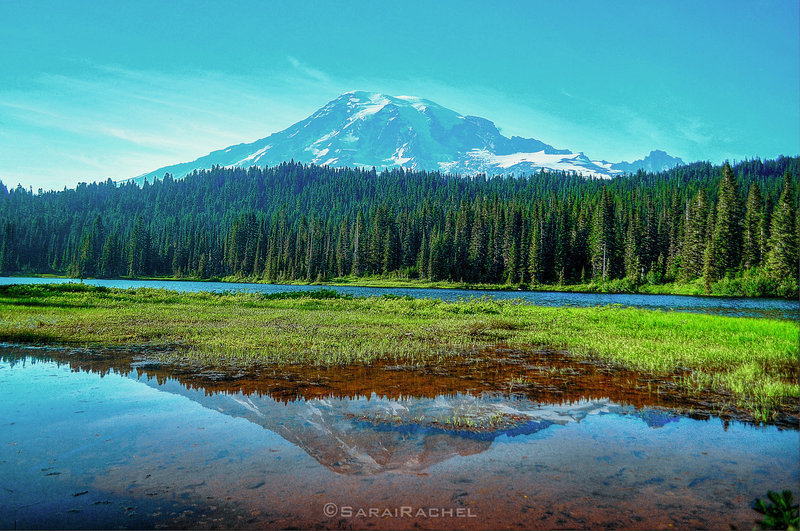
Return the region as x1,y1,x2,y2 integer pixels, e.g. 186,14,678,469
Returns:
381,225,399,274
351,211,366,276
528,218,545,284
100,232,120,278
551,208,569,284
765,172,798,280
416,232,429,279
706,163,743,280
567,204,589,282
502,204,523,283
73,215,104,279
468,206,488,282
335,217,350,277
665,191,683,279
680,189,708,281
428,231,446,280
305,217,317,280
701,204,717,291
74,231,93,279
453,204,470,280
624,215,642,282
128,216,151,277
253,224,266,277
741,183,764,269
400,214,417,268
589,189,616,281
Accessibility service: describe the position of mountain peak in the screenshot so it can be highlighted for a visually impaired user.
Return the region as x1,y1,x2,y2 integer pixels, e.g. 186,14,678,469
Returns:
332,91,448,117
610,150,685,174
338,90,389,104
125,92,685,184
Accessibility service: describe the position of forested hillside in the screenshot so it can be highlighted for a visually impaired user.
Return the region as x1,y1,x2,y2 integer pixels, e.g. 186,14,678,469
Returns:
1,157,797,296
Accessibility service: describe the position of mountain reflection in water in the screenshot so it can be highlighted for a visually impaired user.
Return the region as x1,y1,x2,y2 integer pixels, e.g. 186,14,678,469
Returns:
142,374,679,475
1,344,797,530
2,344,691,477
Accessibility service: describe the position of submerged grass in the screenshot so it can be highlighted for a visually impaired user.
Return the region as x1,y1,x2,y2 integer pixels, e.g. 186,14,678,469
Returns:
0,284,797,420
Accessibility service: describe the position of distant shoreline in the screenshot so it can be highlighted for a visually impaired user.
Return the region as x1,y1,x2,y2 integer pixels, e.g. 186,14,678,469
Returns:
2,272,796,300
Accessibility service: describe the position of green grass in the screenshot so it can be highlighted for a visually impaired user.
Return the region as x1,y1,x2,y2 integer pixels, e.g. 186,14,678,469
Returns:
0,283,797,420
355,409,524,432
8,270,795,297
223,273,512,291
222,273,796,298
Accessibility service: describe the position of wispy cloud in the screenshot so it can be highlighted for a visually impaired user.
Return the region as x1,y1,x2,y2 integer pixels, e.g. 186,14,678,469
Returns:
0,60,346,188
287,56,332,84
676,118,712,146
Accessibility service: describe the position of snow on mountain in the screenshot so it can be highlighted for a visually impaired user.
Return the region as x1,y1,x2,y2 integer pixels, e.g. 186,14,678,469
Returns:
124,91,684,185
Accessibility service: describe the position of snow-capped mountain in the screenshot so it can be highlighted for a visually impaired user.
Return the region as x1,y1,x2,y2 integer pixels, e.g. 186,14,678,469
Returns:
126,91,684,184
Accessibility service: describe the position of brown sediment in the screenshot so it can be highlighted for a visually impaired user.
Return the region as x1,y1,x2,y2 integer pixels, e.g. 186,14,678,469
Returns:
2,342,797,428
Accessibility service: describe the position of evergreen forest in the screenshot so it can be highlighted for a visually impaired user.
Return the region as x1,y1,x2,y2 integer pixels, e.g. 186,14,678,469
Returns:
1,157,798,297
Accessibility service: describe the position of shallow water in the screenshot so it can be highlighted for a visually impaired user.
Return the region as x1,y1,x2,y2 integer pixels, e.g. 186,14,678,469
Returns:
1,345,797,529
1,276,797,319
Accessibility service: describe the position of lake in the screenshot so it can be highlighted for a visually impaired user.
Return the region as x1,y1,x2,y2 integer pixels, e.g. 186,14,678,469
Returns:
0,344,797,529
1,276,797,320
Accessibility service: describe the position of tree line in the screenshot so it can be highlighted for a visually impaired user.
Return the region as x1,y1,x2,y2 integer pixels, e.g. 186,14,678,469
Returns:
0,157,797,296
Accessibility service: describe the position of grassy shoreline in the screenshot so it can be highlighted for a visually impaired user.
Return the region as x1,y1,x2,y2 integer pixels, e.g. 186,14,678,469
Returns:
4,271,796,299
238,274,784,298
0,283,797,422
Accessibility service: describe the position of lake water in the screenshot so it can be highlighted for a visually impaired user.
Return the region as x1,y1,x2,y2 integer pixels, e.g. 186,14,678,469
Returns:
1,276,797,320
1,345,797,530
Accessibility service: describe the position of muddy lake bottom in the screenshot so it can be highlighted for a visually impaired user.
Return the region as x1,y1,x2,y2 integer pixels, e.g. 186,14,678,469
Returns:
0,344,797,530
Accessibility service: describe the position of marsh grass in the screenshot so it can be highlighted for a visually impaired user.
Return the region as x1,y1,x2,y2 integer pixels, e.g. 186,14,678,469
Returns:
352,407,526,433
0,284,796,419
220,272,796,298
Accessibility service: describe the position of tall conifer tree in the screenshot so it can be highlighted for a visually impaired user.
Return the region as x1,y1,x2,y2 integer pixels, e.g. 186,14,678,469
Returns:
741,183,764,269
765,172,798,280
706,163,743,280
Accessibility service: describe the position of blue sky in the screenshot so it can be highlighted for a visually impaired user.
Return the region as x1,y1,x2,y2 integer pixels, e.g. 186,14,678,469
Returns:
1,0,798,190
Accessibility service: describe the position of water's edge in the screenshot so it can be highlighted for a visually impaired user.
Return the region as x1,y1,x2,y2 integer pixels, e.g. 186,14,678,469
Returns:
1,276,796,320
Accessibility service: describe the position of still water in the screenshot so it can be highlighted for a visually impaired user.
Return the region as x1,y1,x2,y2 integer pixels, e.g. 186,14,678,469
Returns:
0,345,797,529
1,276,796,319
